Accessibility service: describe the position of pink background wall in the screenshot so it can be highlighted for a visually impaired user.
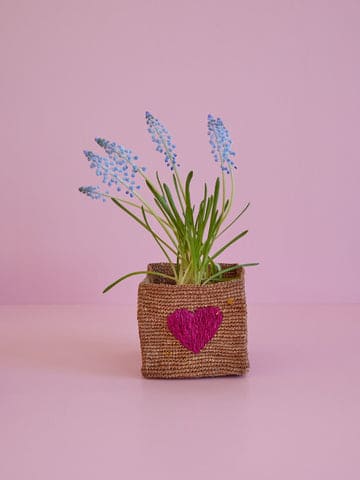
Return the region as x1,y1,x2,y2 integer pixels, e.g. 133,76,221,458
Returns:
1,0,359,305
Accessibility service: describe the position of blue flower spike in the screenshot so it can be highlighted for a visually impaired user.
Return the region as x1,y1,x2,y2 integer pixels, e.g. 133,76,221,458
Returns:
207,114,237,174
145,111,179,170
79,185,102,200
81,139,146,201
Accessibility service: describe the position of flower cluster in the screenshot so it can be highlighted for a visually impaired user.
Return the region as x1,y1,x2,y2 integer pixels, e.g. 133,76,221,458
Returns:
79,185,107,202
207,114,237,174
80,139,146,200
145,111,179,170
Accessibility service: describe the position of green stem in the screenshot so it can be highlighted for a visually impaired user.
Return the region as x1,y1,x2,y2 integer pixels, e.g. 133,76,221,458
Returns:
104,149,177,246
174,168,186,201
154,125,186,200
99,191,171,227
111,198,177,255
213,132,226,213
141,207,177,279
135,190,178,247
221,169,226,213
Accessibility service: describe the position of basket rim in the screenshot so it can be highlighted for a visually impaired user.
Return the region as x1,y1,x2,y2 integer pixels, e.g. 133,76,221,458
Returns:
139,262,245,290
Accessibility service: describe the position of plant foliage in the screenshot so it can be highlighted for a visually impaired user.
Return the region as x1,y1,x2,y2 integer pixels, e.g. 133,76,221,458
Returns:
79,112,258,293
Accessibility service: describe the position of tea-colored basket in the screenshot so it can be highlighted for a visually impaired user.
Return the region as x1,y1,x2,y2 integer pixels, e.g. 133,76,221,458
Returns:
137,263,249,379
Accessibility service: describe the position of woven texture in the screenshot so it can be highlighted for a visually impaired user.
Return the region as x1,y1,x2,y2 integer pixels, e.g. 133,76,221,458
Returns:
137,263,249,379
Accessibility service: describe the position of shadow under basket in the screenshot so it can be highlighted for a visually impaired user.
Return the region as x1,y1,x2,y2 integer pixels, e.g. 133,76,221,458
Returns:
137,263,249,379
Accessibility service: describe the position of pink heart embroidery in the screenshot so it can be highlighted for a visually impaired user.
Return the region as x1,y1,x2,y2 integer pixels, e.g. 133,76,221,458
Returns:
167,306,223,354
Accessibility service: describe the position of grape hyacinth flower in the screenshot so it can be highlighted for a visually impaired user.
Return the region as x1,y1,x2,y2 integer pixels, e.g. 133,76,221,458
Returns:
145,111,179,170
79,140,146,200
79,185,104,200
207,114,237,174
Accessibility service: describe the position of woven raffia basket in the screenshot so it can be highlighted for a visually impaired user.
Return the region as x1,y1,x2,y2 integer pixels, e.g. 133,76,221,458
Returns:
137,263,249,379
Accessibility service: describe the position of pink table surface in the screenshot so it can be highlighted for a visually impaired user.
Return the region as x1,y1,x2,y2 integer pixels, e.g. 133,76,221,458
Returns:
1,304,359,479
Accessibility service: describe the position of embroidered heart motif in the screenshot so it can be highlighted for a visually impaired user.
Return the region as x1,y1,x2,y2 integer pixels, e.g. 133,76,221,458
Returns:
167,306,223,354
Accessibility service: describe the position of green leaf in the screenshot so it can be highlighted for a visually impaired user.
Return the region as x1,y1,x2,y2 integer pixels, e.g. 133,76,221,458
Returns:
172,173,185,215
202,195,213,233
146,180,178,226
163,183,184,231
185,170,194,195
153,197,177,230
111,198,176,254
141,206,176,276
202,263,259,285
209,178,220,234
184,171,195,232
155,171,165,196
217,202,250,238
211,230,248,260
195,199,205,230
195,182,208,231
198,189,219,274
103,270,176,293
145,179,165,204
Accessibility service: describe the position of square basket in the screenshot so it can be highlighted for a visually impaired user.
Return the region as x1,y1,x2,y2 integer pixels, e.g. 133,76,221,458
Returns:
137,263,249,379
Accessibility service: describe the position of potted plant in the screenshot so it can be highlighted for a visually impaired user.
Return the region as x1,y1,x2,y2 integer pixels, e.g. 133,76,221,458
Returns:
79,112,258,378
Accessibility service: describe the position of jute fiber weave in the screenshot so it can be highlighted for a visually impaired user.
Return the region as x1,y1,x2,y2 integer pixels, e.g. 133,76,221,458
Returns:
137,263,249,379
